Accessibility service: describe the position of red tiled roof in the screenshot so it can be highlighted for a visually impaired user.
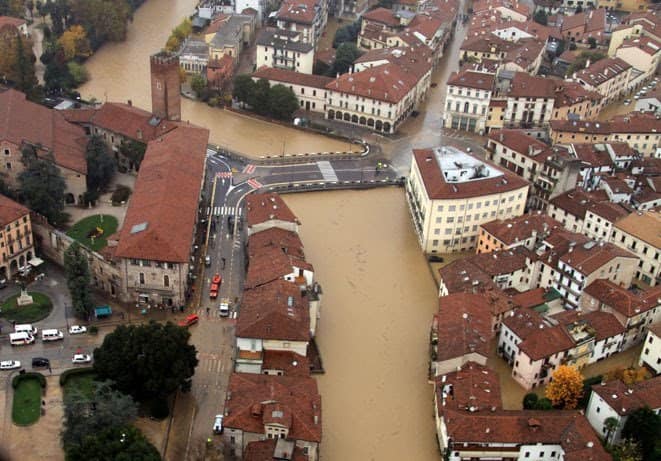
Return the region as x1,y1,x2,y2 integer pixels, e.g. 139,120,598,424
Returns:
447,70,494,91
549,188,610,220
551,310,625,341
0,89,88,174
276,0,317,24
244,439,308,461
559,240,635,276
609,112,661,133
506,72,561,99
554,81,602,107
0,16,25,29
591,376,661,416
253,66,333,89
354,45,433,81
502,308,546,339
648,322,661,338
550,119,611,134
511,288,546,309
481,213,561,246
362,7,401,27
519,324,574,360
439,258,498,294
488,129,548,158
262,350,310,377
246,193,299,228
435,361,502,412
114,124,209,262
248,227,305,261
225,373,322,443
412,148,529,200
245,245,312,289
576,57,631,88
326,63,415,104
236,279,311,341
432,293,493,362
0,194,28,226
586,201,629,223
584,280,661,318
620,36,661,57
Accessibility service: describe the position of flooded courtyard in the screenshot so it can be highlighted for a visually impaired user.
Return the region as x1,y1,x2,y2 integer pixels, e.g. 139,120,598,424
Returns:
285,189,440,461
77,0,358,156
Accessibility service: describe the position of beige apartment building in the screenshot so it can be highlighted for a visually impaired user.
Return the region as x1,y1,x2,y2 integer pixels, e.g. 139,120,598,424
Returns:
611,210,660,286
406,146,529,254
0,195,34,279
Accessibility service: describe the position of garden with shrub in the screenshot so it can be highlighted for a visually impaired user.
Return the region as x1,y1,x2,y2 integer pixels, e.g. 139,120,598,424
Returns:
0,292,53,323
66,214,118,251
12,372,46,426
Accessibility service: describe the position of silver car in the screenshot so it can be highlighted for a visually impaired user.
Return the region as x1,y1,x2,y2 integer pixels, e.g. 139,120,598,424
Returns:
0,360,21,370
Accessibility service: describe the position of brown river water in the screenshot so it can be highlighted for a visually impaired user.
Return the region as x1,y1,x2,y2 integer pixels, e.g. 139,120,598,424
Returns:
286,189,439,461
78,0,357,156
78,0,442,458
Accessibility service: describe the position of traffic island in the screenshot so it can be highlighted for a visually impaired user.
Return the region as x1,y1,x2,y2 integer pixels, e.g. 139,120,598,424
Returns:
0,292,53,324
11,372,46,426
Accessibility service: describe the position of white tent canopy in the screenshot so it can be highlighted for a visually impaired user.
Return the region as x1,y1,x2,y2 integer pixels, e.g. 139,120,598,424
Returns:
28,257,44,267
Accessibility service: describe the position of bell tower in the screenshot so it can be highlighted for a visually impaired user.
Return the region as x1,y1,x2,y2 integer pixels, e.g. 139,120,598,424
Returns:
150,51,181,121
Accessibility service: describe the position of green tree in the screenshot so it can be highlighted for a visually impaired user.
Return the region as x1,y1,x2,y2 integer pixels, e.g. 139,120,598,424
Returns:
604,416,619,446
118,140,146,170
67,61,89,86
18,149,67,225
64,242,93,319
42,42,74,92
85,135,116,194
164,18,192,52
533,10,548,26
332,20,360,48
232,74,255,106
62,380,138,449
611,439,643,461
93,322,198,401
69,0,130,49
567,51,606,76
332,42,361,75
587,37,597,49
621,406,661,460
523,393,538,409
268,84,299,121
248,78,271,116
0,29,38,96
534,397,553,410
190,74,207,98
66,425,160,461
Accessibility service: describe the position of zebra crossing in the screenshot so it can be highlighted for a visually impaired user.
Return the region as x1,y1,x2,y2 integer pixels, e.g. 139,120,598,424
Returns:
210,206,242,217
216,171,232,179
242,164,256,174
317,160,338,181
197,351,231,374
247,178,262,189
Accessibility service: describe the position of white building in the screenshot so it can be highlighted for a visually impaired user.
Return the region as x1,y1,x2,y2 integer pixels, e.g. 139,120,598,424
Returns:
252,66,331,113
406,146,529,254
639,323,661,375
444,70,494,134
256,29,315,74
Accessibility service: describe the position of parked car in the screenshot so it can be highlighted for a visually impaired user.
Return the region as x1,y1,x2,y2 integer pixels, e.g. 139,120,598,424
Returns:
213,414,224,434
0,360,21,370
0,278,6,289
624,99,631,105
68,325,87,335
31,357,50,368
219,299,230,317
72,354,92,364
178,314,199,327
205,256,211,267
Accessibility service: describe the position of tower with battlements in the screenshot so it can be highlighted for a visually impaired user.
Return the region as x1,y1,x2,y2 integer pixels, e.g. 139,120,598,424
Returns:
150,51,181,121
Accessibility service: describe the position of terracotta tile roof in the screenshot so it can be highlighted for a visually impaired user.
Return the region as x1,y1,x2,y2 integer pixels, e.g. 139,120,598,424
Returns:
412,148,529,200
504,38,545,70
362,7,401,27
354,45,433,81
407,12,444,40
85,103,177,142
502,308,546,339
591,376,661,416
447,70,494,91
225,373,322,443
549,188,610,220
511,288,546,309
620,36,661,57
610,112,661,134
236,279,310,341
601,176,631,195
248,227,306,261
244,439,307,461
648,322,661,338
586,201,630,223
262,350,310,377
572,143,613,169
0,16,25,29
439,258,498,293
203,14,230,35
550,119,611,134
461,34,513,54
245,245,312,289
506,72,561,99
519,323,574,360
326,63,415,104
552,310,625,341
466,247,532,276
314,48,335,66
253,66,333,89
576,58,631,88
432,293,493,362
0,89,88,174
488,129,548,159
114,124,209,262
0,194,28,226
584,279,661,318
554,81,602,107
435,361,502,412
559,240,636,276
443,409,611,461
246,193,299,228
481,213,562,246
276,0,317,24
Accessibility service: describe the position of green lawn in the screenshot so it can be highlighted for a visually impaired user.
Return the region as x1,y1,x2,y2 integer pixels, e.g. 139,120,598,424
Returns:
66,215,119,251
0,292,53,323
12,377,42,426
63,370,97,399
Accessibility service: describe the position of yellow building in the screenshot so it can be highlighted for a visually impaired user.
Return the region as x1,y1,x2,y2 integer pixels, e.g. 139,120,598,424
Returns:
0,194,35,280
598,0,649,13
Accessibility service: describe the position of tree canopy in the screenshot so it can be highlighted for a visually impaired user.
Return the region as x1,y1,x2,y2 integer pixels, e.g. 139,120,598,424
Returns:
268,84,299,121
93,322,198,401
567,51,605,76
233,76,299,121
58,25,92,61
18,149,67,225
332,20,360,48
533,10,548,26
0,28,39,97
621,406,661,460
545,365,583,409
64,242,94,319
332,42,362,76
65,425,161,461
190,74,207,98
85,135,116,195
164,18,192,52
118,140,146,171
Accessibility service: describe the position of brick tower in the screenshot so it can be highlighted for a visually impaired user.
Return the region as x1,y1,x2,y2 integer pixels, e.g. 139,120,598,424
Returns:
150,51,181,121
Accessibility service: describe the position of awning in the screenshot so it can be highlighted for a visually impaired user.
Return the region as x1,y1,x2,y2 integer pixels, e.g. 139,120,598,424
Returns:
94,305,112,318
28,257,44,267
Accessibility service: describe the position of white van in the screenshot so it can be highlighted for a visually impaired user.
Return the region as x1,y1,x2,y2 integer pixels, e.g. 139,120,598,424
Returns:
9,332,35,346
14,324,38,335
41,329,64,341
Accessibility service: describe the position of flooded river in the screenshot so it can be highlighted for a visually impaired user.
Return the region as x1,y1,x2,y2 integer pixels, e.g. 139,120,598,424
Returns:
77,0,356,156
285,189,440,461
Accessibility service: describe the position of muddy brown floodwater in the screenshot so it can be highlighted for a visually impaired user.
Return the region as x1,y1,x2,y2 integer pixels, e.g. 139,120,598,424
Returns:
77,0,358,157
285,188,440,461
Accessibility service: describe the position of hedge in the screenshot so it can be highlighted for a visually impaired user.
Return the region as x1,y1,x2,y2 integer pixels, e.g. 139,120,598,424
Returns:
59,367,95,387
12,372,46,389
